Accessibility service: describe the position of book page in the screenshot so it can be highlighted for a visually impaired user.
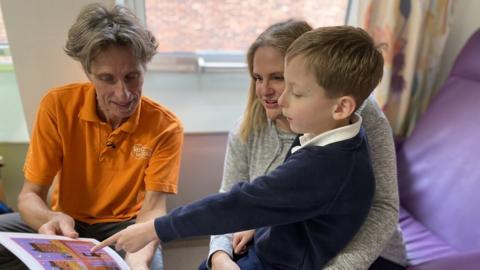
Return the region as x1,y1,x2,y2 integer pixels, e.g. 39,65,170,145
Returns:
0,232,128,269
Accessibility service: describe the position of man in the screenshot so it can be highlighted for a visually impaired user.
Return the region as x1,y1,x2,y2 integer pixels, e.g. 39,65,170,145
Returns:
0,3,183,269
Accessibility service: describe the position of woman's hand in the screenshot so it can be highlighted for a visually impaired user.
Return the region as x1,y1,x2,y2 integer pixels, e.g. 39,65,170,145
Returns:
232,229,255,254
211,251,240,270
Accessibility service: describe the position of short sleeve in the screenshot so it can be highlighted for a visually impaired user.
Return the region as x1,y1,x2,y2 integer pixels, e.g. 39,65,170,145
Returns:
144,122,184,193
23,93,63,185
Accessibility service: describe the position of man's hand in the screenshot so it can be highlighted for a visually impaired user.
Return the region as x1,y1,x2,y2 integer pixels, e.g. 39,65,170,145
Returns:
124,238,157,270
122,190,165,268
211,251,240,270
232,229,255,255
91,220,158,253
38,212,78,238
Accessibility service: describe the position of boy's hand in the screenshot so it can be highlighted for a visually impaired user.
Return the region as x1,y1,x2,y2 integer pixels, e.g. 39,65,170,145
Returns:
91,220,157,253
232,229,255,254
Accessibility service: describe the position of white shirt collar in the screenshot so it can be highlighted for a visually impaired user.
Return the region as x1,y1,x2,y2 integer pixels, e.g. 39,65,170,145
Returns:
291,113,362,154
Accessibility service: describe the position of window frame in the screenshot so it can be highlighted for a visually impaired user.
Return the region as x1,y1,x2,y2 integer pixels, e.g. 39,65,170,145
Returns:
121,0,352,74
123,0,249,73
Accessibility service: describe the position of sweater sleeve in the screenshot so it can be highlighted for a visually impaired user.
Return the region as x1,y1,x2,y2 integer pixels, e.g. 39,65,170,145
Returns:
154,149,363,242
325,97,399,269
208,124,250,264
218,124,250,193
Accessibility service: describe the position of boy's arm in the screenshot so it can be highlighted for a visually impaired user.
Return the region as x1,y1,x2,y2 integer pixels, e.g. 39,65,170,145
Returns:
94,146,375,256
325,99,400,268
154,149,371,243
93,220,157,253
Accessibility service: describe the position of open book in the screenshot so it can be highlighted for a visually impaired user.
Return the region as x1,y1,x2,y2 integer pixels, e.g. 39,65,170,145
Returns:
0,232,128,269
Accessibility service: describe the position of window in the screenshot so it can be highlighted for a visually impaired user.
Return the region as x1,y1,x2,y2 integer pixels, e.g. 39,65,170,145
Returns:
0,4,29,142
0,3,11,66
146,1,348,53
139,0,349,132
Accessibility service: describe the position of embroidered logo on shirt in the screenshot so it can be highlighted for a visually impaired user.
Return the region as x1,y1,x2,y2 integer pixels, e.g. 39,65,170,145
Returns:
131,144,152,159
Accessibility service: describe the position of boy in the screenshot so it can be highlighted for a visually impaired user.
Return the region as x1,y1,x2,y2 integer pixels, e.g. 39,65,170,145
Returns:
93,26,384,269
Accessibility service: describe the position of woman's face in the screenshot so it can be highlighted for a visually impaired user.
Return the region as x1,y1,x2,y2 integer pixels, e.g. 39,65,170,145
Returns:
253,46,286,122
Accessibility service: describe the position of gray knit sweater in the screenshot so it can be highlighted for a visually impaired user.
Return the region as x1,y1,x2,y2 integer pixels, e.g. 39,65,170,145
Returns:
208,97,407,269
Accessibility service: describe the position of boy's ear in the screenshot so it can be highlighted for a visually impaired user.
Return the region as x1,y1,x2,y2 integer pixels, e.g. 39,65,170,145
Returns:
332,96,356,120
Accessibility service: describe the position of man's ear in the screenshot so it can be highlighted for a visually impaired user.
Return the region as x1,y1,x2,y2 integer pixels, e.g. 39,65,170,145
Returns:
332,96,356,120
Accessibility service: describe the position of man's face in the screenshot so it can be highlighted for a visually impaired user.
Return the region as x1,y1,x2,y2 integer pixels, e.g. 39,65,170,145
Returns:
279,55,339,136
87,45,145,126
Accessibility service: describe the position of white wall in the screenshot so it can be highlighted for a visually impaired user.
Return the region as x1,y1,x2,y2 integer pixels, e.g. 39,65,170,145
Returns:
0,0,114,133
437,0,480,85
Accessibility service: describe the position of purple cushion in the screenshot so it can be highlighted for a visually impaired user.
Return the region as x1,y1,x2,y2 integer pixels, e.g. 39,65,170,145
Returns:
398,76,480,252
399,207,458,265
397,29,480,253
407,250,480,270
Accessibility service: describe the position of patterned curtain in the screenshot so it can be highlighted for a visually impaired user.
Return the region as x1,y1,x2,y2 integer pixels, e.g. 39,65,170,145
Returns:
357,0,453,137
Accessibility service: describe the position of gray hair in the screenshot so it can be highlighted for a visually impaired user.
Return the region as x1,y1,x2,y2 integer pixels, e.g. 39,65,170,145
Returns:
64,3,158,72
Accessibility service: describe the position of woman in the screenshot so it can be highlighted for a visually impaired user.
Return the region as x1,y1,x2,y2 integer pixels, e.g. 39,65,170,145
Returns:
205,20,407,270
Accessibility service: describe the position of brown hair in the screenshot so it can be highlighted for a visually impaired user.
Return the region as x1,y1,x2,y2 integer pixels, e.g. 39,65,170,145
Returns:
286,26,384,108
240,19,313,142
64,3,158,72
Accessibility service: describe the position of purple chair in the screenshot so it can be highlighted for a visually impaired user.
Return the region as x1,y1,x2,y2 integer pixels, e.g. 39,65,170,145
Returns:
396,29,480,270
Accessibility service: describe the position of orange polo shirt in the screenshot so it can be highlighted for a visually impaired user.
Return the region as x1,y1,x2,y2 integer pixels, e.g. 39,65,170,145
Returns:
24,82,183,224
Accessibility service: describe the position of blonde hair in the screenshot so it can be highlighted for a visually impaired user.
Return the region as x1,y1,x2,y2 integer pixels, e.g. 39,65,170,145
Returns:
286,26,384,108
64,3,158,73
240,19,312,142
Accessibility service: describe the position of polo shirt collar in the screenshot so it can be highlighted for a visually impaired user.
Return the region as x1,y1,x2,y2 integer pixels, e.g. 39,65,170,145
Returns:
291,113,362,154
118,101,141,133
78,83,141,133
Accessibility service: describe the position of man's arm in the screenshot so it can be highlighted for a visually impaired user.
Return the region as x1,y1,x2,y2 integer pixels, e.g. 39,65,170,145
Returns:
17,180,78,238
124,190,167,269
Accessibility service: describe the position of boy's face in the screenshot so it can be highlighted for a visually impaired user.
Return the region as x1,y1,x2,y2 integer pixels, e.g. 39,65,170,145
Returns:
279,55,339,136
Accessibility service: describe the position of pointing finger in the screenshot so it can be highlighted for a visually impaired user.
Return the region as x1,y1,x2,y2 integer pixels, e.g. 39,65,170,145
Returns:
91,233,120,252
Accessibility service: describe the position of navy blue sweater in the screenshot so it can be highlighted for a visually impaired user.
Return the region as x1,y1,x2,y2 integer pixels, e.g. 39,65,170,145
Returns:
154,129,375,269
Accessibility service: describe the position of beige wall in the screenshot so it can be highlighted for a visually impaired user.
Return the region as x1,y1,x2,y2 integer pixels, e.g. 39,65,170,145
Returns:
437,0,480,86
